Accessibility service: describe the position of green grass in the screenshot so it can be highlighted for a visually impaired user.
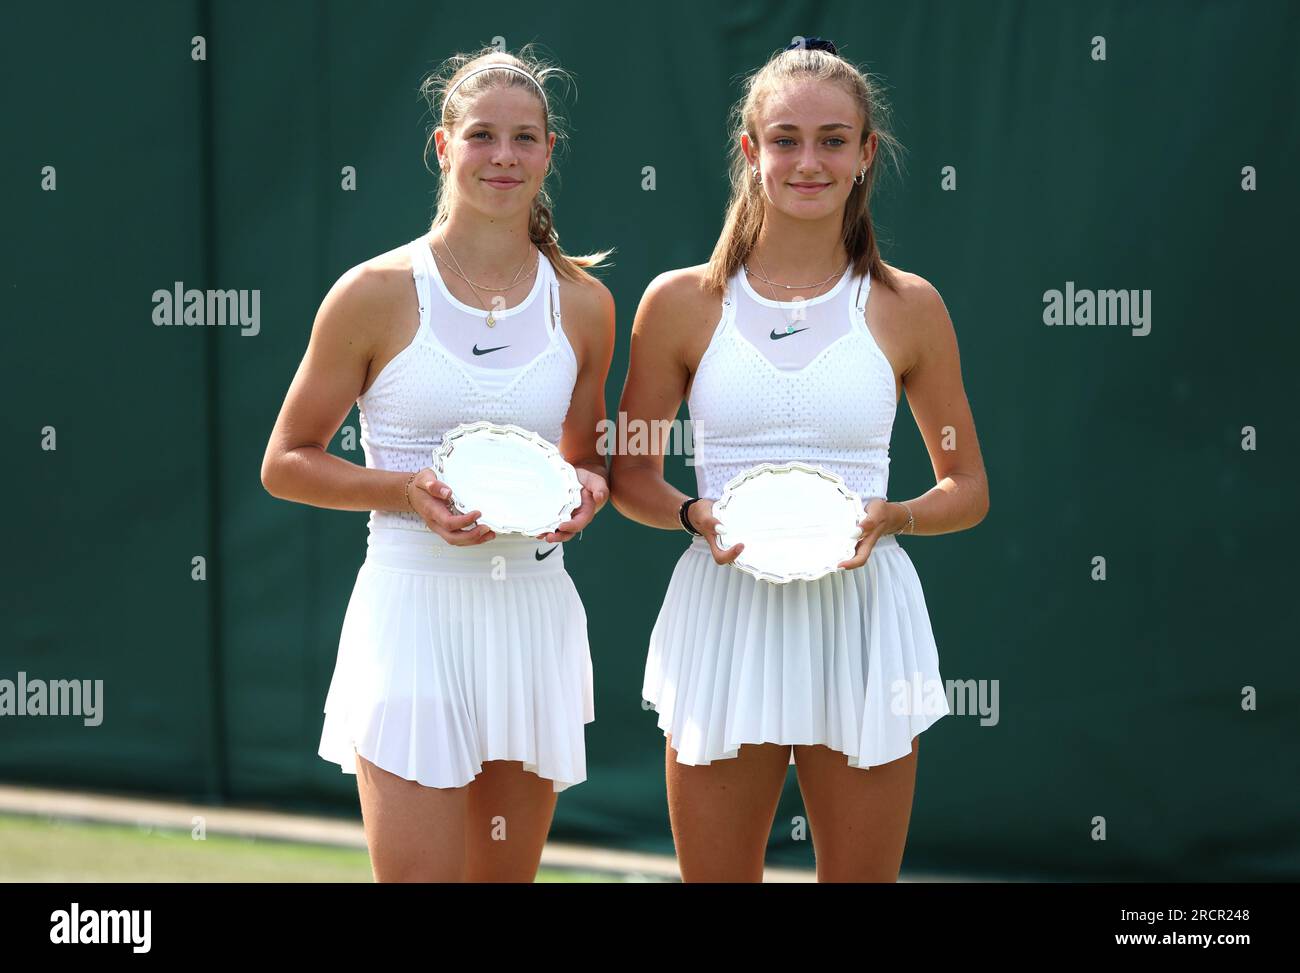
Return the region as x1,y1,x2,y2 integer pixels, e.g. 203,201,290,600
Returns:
0,814,653,883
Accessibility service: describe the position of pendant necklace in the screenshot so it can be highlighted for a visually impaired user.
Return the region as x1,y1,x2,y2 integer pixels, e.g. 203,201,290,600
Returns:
745,253,848,334
434,237,537,328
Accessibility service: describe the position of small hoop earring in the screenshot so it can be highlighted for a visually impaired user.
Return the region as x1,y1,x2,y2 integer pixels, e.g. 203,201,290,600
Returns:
752,166,760,181
853,166,866,185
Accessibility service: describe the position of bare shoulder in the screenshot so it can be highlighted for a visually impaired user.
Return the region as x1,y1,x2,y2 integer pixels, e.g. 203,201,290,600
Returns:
558,270,614,317
557,270,615,369
634,263,721,338
864,262,958,382
641,263,717,310
875,262,951,331
558,271,615,335
330,242,413,298
314,243,416,343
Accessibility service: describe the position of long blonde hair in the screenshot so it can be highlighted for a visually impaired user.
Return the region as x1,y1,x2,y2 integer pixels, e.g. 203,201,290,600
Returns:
703,45,905,296
419,44,613,285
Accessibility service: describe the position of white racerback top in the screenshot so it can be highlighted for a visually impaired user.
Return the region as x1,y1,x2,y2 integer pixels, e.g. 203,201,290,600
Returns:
686,265,898,504
357,233,578,531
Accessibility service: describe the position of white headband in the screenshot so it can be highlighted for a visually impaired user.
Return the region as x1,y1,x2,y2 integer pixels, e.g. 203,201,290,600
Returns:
442,64,549,118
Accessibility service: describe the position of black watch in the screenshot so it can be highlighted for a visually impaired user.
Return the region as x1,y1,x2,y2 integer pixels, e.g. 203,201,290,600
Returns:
678,497,703,535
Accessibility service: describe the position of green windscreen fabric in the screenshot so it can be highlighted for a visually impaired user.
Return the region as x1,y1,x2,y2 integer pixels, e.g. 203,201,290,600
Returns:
3,0,1296,881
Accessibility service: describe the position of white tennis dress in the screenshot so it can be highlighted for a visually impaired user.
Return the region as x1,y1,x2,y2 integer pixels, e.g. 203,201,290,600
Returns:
643,264,950,769
317,233,594,792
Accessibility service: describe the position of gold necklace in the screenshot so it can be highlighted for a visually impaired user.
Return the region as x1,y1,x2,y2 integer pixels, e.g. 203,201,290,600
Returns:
433,236,536,327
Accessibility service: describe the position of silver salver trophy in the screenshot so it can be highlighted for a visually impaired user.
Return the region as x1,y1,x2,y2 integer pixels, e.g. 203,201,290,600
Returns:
713,461,865,584
431,421,583,536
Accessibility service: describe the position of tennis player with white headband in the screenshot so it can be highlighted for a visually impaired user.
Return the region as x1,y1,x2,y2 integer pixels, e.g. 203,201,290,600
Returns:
262,43,615,882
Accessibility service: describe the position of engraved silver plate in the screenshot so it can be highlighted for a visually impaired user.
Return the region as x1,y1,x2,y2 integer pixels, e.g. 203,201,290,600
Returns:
713,462,865,584
430,421,582,536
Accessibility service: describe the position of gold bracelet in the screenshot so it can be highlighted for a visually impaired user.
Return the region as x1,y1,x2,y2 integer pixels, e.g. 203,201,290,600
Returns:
404,470,420,511
897,501,914,535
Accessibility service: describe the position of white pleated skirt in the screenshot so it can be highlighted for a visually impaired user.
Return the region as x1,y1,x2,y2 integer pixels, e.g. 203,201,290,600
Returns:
643,532,950,769
318,526,595,793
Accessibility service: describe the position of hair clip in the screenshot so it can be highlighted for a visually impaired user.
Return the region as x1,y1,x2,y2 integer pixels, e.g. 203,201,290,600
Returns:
785,36,838,56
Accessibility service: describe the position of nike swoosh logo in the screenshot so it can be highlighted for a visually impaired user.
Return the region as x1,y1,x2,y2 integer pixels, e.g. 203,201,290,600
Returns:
769,328,809,340
535,545,558,560
472,344,511,356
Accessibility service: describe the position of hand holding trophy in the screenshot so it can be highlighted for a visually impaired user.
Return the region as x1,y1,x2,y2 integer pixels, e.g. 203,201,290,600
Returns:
712,461,866,584
430,421,583,539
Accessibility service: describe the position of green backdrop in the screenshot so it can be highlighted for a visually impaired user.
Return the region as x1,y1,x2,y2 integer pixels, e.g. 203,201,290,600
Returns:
3,0,1297,880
